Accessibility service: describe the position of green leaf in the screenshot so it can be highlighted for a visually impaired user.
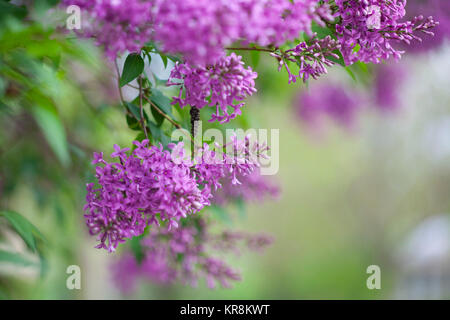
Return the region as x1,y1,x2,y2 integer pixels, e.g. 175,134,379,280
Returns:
124,102,142,120
355,61,369,75
352,44,361,53
124,102,150,133
148,121,171,147
120,53,144,87
311,22,336,40
129,236,145,264
160,54,168,69
32,102,70,167
126,114,141,131
0,210,46,252
149,89,173,126
344,66,357,82
0,250,38,267
0,2,27,21
329,50,346,67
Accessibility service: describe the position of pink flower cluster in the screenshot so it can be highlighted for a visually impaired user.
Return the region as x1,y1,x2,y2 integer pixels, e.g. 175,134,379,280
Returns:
85,138,267,252
335,0,438,65
168,53,258,123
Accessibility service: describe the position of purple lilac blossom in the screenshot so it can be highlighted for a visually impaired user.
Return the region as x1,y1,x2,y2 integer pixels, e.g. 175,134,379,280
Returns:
84,140,207,252
295,83,363,131
61,0,153,59
85,138,267,252
168,53,258,123
273,36,341,83
335,0,438,65
111,217,272,291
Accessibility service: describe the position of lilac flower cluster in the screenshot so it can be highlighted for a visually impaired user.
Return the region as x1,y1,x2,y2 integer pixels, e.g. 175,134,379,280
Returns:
62,0,153,59
335,0,438,65
112,217,273,292
84,140,206,252
295,83,362,131
404,0,450,52
168,53,257,123
85,138,267,252
273,36,341,83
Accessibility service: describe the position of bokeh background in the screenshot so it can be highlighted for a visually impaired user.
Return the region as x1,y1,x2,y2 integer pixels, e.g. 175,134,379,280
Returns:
1,0,450,299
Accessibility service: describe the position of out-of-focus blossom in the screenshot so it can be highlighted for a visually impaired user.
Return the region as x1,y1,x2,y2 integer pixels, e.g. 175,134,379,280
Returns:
373,62,406,111
111,217,273,291
237,0,332,47
152,0,242,66
295,83,363,131
61,0,154,59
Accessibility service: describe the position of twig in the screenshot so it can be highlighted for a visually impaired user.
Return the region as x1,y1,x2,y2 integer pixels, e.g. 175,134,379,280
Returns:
143,96,181,129
138,77,149,139
114,59,148,135
226,46,275,53
142,96,194,144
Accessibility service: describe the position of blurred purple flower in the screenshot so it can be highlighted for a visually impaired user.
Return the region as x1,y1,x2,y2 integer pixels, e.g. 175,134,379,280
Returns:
111,217,272,291
295,83,363,131
374,62,406,111
62,0,154,59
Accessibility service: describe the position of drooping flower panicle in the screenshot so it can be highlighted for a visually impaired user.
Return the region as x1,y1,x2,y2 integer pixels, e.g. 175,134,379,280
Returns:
168,53,257,123
85,137,267,252
273,35,341,83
